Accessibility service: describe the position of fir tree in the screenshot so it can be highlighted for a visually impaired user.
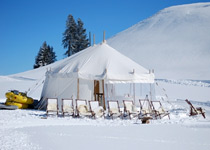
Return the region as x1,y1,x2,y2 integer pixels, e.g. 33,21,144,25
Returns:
33,41,56,69
75,18,89,53
47,46,56,64
62,14,77,57
62,14,89,57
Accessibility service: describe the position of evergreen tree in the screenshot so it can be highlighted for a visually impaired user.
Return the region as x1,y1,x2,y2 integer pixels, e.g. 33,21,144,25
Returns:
62,14,77,57
75,18,89,53
46,45,56,65
34,41,56,69
62,14,89,57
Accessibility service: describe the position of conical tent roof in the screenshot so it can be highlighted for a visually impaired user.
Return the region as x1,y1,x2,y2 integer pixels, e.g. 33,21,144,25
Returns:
48,43,154,83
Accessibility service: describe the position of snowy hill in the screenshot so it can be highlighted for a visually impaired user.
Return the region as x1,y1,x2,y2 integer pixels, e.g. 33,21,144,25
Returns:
107,2,210,80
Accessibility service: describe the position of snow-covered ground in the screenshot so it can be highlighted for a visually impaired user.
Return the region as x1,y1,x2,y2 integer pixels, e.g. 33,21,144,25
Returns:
1,2,210,150
0,77,210,150
0,99,210,150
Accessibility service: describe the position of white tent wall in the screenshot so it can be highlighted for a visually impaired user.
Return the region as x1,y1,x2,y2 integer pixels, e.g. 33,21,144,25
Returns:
41,76,95,111
40,75,77,110
104,83,156,108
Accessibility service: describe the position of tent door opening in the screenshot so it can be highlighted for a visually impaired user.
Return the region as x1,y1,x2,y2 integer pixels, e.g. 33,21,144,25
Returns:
94,80,105,108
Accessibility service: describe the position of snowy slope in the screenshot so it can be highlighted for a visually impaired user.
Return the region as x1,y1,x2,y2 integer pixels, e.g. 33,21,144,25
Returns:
108,2,210,80
0,57,68,99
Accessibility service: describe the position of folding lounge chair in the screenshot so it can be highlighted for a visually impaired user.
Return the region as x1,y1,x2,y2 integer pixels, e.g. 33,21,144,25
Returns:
185,99,205,119
61,99,74,117
150,101,170,119
123,100,139,119
46,98,58,116
139,99,153,118
76,99,94,118
89,100,105,118
107,100,122,119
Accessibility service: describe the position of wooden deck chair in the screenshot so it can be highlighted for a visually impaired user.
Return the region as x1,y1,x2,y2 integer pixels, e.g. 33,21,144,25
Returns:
46,98,58,116
61,99,74,117
107,100,122,119
89,101,105,118
123,100,139,119
139,99,153,118
150,101,170,119
185,99,205,119
76,99,94,118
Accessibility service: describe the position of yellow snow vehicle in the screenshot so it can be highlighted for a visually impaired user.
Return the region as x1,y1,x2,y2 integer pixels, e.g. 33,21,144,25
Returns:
5,90,33,105
5,99,28,109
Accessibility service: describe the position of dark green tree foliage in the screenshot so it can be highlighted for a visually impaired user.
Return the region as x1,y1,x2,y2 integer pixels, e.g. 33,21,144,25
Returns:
62,14,89,57
62,15,77,57
34,41,56,69
75,18,89,53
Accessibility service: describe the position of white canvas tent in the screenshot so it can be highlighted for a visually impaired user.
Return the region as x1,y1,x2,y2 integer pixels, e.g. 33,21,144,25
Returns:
40,43,154,110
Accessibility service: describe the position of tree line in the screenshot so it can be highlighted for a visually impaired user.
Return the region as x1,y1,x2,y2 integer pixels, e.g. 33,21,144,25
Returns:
34,14,89,69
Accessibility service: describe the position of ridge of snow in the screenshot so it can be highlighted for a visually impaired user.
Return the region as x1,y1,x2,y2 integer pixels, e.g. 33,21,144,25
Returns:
156,79,210,87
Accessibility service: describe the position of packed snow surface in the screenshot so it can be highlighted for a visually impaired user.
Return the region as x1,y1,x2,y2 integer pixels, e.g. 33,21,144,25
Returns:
0,99,210,150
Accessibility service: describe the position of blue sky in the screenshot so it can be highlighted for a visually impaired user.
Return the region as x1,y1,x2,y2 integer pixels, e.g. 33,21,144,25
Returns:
0,0,209,75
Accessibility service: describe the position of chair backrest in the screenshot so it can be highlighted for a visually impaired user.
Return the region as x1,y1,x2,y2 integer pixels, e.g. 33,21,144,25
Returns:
76,99,87,107
89,101,99,111
185,99,197,113
47,98,58,111
108,100,120,112
62,99,73,112
78,105,89,113
151,101,163,111
139,99,152,112
76,99,89,114
123,100,134,112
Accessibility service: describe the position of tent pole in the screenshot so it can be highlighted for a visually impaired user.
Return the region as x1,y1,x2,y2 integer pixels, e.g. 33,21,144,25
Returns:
149,83,152,101
102,80,106,110
106,83,108,103
77,78,79,99
103,31,106,43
